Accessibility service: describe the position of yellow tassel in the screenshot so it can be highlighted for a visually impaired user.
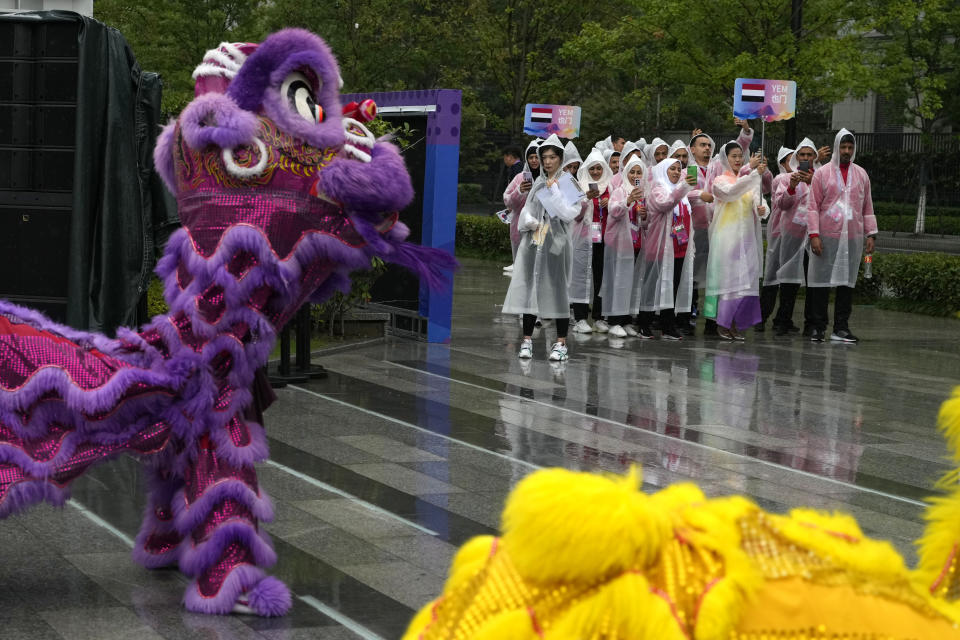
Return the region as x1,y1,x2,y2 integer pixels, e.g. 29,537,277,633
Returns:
446,535,497,587
546,571,687,640
502,466,672,584
938,387,960,463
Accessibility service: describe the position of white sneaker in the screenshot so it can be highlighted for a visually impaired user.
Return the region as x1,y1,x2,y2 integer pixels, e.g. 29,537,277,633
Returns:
572,319,593,333
548,341,568,361
594,319,610,333
624,324,639,337
609,324,627,338
518,339,533,359
502,264,514,273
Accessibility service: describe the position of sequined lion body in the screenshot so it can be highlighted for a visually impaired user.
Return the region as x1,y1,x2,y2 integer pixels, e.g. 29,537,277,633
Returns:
404,390,960,639
0,28,453,617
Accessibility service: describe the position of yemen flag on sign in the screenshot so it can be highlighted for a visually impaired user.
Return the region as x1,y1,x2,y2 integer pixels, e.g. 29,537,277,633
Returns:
530,107,553,123
740,83,765,102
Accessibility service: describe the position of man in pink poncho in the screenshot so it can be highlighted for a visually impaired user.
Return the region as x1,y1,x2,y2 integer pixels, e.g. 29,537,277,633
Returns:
804,129,877,343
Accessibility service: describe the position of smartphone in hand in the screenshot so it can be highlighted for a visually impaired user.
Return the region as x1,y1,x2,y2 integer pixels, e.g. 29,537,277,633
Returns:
687,165,698,181
522,169,533,182
589,182,598,193
797,160,810,173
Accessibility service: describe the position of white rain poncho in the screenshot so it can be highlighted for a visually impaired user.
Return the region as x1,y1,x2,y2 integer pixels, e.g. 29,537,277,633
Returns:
561,140,582,174
503,134,582,318
569,150,613,304
687,133,716,285
633,158,696,313
667,139,687,162
803,128,877,288
642,137,668,169
503,138,541,259
761,146,795,286
602,156,642,317
610,141,642,193
775,138,817,284
704,142,767,320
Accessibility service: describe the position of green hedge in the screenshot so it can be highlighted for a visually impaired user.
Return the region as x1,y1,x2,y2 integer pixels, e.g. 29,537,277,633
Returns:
456,213,512,261
856,252,960,317
877,215,960,236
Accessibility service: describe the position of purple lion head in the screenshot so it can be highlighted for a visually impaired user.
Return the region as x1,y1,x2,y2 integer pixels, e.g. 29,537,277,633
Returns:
153,28,420,273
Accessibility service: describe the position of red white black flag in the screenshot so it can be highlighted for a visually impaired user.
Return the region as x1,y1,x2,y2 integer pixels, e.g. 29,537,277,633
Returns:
740,83,765,102
530,107,552,123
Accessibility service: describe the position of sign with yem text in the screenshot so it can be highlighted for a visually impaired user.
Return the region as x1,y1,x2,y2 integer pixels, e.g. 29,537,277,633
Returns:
733,78,796,123
523,104,582,138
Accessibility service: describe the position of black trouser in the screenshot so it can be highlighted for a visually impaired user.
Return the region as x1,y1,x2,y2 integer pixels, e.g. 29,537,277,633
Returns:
807,286,853,333
771,252,811,329
574,241,605,321
760,284,779,325
659,257,689,332
523,314,569,338
571,242,603,322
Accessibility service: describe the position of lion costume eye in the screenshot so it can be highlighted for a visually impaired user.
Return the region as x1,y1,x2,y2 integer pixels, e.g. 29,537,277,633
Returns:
280,71,323,123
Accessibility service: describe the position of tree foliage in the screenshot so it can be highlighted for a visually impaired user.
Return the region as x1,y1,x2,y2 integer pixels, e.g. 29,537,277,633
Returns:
94,0,958,180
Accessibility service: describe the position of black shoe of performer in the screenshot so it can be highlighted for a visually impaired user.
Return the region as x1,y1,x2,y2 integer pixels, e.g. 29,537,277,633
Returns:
811,328,825,342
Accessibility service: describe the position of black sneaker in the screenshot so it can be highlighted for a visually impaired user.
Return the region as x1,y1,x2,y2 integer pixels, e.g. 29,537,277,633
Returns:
638,327,655,339
662,328,683,341
810,328,825,342
830,329,859,344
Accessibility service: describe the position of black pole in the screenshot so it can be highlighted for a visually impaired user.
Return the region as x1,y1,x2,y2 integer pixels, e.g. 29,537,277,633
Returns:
785,0,803,148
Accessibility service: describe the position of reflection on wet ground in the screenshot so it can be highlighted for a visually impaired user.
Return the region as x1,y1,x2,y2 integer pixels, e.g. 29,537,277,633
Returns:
4,257,958,638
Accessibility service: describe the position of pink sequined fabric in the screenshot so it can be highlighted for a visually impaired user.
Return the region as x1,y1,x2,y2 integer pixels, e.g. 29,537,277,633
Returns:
197,542,254,597
0,315,132,391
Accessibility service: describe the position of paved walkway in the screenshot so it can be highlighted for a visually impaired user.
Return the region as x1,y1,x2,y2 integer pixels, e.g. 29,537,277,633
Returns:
3,257,958,639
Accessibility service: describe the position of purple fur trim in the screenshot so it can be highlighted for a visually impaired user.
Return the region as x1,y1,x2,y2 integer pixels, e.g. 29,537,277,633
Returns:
179,522,277,576
0,480,67,518
207,419,269,469
385,243,458,291
154,120,178,196
182,564,268,615
132,531,183,569
317,141,414,213
180,94,259,151
308,269,351,304
172,482,274,535
227,29,344,151
247,576,292,617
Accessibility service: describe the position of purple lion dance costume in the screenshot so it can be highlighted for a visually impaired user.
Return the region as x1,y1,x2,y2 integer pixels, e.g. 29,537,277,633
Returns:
0,29,454,617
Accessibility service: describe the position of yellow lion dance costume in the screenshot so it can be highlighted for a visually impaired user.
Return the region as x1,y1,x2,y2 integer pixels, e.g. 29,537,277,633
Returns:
403,389,960,640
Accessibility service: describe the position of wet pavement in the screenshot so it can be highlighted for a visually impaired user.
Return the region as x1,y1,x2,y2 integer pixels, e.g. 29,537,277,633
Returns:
3,257,959,639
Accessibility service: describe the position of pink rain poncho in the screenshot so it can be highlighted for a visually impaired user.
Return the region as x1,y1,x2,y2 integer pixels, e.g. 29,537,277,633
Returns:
775,137,819,284
569,149,612,305
687,133,716,285
761,145,794,286
633,158,696,314
503,138,541,259
803,128,878,288
704,144,768,327
603,156,643,317
502,134,582,318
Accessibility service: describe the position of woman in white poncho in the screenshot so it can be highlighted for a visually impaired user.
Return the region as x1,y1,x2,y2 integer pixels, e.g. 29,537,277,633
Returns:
759,145,795,330
704,141,769,340
569,149,612,333
503,134,581,361
633,157,697,340
606,155,647,337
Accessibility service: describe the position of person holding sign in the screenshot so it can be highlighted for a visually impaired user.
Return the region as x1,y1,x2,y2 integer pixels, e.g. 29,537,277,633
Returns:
634,158,697,341
705,142,769,340
503,139,542,266
804,129,877,343
503,134,581,361
570,150,612,333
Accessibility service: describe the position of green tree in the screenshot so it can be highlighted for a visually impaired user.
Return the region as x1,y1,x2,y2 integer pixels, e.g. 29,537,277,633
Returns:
94,0,264,115
859,0,960,233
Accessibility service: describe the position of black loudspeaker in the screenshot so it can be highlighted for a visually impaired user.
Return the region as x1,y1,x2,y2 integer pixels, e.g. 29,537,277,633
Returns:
0,20,79,321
